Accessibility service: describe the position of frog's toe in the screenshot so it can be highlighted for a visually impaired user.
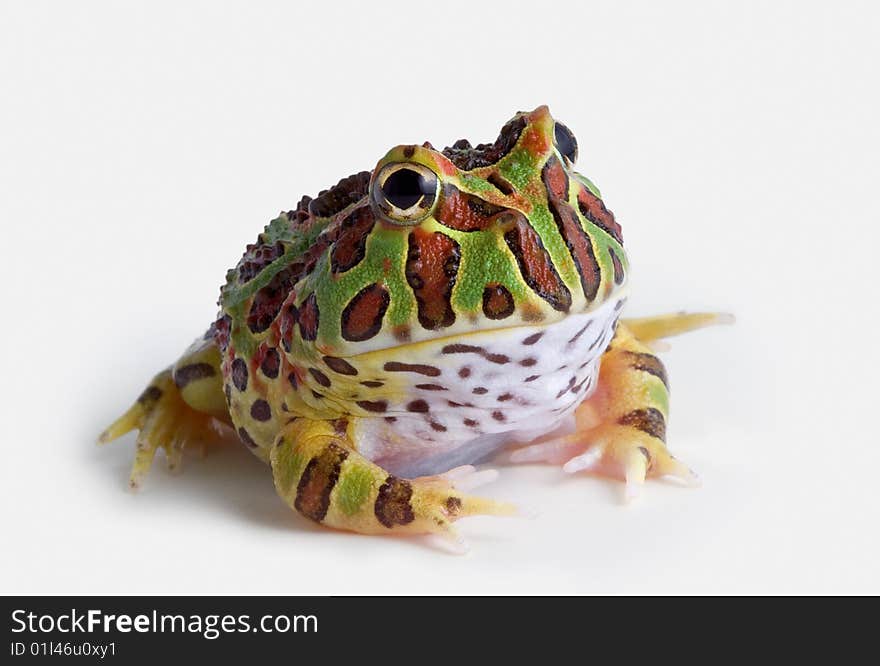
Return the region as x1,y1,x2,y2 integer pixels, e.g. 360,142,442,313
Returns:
511,424,699,502
99,370,219,488
414,483,518,553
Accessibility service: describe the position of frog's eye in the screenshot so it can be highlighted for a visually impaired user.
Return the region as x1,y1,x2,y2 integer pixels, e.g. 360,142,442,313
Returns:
372,163,439,224
554,122,578,164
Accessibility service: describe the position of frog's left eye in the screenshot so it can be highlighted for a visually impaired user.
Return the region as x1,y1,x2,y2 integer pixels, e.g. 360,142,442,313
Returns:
554,122,578,164
372,163,439,224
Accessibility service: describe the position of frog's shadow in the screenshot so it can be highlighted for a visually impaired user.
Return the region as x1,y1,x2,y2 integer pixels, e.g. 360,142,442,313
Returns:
95,432,481,552
97,431,326,535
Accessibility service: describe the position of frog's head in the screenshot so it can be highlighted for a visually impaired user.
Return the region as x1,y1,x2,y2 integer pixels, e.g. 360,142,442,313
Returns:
345,105,627,348
222,106,628,359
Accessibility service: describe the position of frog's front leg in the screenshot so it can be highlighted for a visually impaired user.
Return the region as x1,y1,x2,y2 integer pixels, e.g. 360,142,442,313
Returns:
99,335,230,488
511,315,728,500
271,418,515,548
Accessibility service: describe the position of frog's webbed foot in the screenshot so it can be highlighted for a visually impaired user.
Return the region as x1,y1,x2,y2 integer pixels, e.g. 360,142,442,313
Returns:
271,420,516,552
98,369,223,488
510,318,713,502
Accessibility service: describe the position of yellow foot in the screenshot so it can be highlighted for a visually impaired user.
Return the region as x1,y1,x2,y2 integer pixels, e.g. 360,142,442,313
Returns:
98,369,222,489
410,466,518,552
510,421,699,503
621,311,734,342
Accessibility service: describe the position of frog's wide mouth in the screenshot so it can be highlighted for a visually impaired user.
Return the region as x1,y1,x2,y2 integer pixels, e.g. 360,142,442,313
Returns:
345,293,626,363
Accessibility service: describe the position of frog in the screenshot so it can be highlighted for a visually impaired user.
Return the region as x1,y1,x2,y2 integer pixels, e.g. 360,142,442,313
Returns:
100,106,730,547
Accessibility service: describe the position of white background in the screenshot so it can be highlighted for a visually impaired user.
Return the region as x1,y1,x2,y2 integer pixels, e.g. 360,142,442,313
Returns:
2,1,878,595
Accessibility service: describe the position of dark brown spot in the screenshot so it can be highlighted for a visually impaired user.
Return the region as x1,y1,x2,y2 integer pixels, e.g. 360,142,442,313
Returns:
458,366,471,378
443,343,482,354
520,357,538,367
618,408,667,442
341,283,390,342
568,321,593,346
497,393,514,402
445,496,463,515
374,476,415,528
137,385,162,407
333,418,349,435
407,399,430,413
441,115,526,170
245,263,303,334
435,184,509,232
311,391,324,399
504,214,571,311
491,410,506,421
522,331,544,345
250,399,271,422
524,374,540,382
482,283,515,320
309,368,331,388
441,343,508,364
360,380,384,388
383,362,441,377
429,421,447,432
294,443,349,523
403,145,415,158
415,384,447,391
287,372,298,390
237,239,286,284
357,399,388,413
259,348,280,378
543,157,601,303
231,358,248,391
624,352,669,389
556,376,577,399
577,184,623,244
463,418,479,427
609,247,625,285
331,206,375,274
472,387,488,395
237,427,257,448
384,416,397,423
298,293,319,341
307,171,371,218
405,228,460,330
487,172,514,195
173,362,216,390
323,355,358,376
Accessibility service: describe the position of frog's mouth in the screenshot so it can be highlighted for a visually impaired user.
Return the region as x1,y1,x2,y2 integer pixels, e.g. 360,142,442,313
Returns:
348,294,626,365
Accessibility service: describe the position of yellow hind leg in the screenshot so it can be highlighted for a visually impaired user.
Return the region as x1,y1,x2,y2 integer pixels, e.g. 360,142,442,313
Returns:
510,315,731,501
272,418,516,551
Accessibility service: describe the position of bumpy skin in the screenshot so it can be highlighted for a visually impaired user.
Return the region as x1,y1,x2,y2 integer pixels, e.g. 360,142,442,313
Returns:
100,106,729,546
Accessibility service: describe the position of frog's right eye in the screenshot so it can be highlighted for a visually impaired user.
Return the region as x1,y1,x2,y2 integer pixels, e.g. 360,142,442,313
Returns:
554,122,578,164
372,163,439,225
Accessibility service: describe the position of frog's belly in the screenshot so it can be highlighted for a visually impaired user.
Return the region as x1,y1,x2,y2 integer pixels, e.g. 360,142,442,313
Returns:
354,297,623,477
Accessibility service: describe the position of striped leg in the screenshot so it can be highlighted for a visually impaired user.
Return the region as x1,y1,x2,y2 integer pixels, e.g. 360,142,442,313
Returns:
271,418,515,548
511,321,702,500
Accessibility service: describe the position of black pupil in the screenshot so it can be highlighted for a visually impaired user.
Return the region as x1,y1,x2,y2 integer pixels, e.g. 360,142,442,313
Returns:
382,168,431,210
554,123,578,162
